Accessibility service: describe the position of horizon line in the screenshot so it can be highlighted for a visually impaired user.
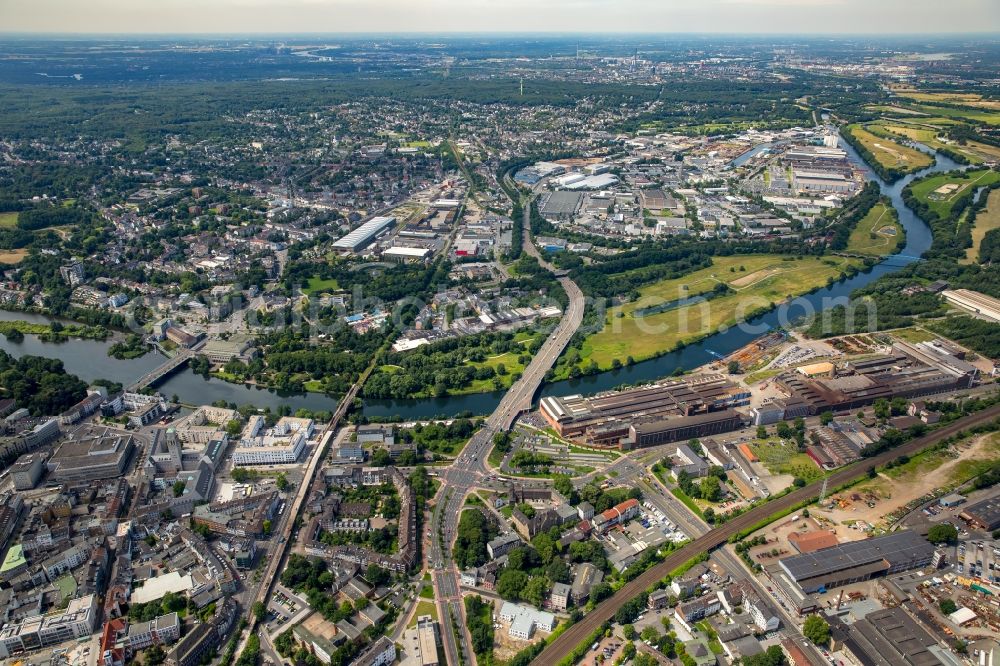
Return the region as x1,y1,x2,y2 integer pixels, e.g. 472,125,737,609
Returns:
1,30,999,38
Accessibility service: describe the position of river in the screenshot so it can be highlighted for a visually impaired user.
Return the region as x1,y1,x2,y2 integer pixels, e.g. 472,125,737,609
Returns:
0,310,340,413
365,134,963,418
0,139,962,419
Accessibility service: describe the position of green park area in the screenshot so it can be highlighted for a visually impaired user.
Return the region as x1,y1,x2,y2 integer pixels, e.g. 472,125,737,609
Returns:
0,212,18,228
870,120,1000,165
304,276,341,295
750,439,824,484
563,254,860,373
846,124,933,173
908,168,1000,219
408,600,438,627
846,202,904,256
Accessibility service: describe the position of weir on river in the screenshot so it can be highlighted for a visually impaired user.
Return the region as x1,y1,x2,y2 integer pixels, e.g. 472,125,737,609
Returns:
0,136,963,419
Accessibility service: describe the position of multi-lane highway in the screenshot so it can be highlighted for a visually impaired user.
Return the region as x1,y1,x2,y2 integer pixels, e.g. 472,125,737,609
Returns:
533,401,1000,665
428,198,587,664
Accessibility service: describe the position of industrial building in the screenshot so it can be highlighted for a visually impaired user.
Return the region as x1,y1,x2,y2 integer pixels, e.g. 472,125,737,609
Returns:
539,191,584,221
829,607,955,666
942,288,1000,323
960,496,1000,531
331,216,396,253
773,342,977,417
628,410,743,449
382,246,431,263
539,375,749,448
778,531,934,593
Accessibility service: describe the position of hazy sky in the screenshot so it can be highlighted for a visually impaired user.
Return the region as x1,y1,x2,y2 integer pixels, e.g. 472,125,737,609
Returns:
1,0,998,35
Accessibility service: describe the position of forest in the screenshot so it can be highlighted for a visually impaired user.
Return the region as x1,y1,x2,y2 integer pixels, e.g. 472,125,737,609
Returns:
0,350,90,416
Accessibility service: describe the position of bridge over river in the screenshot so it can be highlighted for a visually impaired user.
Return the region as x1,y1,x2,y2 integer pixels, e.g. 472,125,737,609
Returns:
126,344,200,392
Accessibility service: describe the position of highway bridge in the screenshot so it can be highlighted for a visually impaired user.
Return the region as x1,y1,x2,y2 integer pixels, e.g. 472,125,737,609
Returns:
429,196,587,665
532,401,1000,665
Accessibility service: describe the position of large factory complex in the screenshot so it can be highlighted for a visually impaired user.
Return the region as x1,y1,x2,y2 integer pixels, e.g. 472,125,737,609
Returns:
540,338,978,450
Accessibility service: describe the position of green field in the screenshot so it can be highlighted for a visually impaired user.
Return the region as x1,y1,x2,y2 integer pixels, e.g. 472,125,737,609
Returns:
889,326,938,344
304,277,341,295
750,439,824,483
870,121,989,165
408,600,438,627
894,90,999,107
966,188,1000,264
846,124,934,173
0,212,17,228
568,254,860,372
904,103,1000,126
908,169,1000,219
846,202,904,256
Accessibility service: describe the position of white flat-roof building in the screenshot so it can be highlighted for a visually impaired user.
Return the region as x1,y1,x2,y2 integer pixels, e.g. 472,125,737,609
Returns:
383,246,431,263
127,612,181,650
233,416,312,465
499,601,554,640
942,289,1000,323
332,216,396,253
0,594,98,658
233,431,306,465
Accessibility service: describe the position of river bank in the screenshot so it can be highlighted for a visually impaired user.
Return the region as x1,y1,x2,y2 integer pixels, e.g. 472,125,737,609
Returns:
0,138,963,420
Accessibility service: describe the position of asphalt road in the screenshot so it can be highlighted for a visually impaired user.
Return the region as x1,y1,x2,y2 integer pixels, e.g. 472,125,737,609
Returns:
533,401,1000,665
428,198,587,664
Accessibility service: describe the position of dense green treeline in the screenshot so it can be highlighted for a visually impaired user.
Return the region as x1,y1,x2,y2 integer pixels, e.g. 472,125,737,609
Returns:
0,350,89,416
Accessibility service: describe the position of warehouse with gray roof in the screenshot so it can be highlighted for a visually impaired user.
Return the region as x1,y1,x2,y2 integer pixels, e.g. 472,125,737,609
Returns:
778,530,934,593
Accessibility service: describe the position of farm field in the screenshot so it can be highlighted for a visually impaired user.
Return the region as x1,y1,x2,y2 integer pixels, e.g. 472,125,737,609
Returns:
908,168,1000,219
0,212,18,228
966,188,1000,264
569,254,860,372
846,124,933,172
846,202,903,256
893,90,1000,110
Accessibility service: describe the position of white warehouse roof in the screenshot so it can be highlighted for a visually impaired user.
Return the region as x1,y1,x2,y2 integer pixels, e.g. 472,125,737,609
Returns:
333,216,396,251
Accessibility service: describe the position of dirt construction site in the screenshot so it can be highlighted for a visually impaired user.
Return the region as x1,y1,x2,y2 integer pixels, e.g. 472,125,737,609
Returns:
811,433,1000,533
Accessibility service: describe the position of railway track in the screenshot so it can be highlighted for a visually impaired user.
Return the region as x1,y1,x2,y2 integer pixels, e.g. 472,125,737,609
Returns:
534,400,1000,665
